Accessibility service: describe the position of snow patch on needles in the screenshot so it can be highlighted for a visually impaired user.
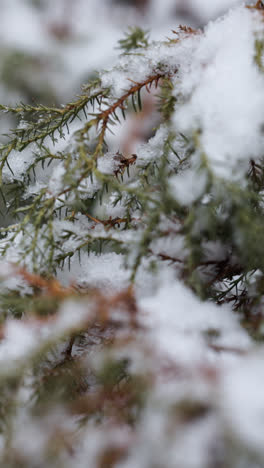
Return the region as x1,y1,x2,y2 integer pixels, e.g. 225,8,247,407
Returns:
61,252,130,292
140,280,251,364
174,7,264,180
2,148,35,183
169,167,208,205
101,37,198,98
97,151,120,175
137,125,169,163
0,321,37,367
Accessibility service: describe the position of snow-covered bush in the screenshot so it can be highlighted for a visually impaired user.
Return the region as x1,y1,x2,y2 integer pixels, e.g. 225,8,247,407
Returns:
1,1,264,467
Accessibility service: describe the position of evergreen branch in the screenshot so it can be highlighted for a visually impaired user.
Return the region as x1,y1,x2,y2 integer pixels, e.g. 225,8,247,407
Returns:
94,73,172,156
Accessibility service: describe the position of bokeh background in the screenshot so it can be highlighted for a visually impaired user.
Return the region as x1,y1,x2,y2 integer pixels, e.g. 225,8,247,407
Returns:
0,0,242,110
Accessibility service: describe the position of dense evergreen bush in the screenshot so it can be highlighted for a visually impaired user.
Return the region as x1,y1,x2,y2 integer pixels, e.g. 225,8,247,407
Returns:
1,1,264,467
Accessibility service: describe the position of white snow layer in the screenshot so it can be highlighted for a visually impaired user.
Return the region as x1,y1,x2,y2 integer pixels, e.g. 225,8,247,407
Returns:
139,279,251,365
174,7,264,179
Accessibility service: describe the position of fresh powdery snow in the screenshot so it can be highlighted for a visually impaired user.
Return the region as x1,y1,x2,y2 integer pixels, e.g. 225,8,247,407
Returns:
139,280,251,365
60,252,131,292
174,6,264,179
169,167,208,205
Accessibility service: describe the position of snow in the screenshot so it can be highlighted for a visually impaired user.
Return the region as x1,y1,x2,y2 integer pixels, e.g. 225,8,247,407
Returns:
52,299,91,335
1,1,264,467
221,350,264,454
2,148,35,183
0,320,37,368
174,7,264,180
48,163,66,195
101,37,198,99
137,124,169,163
169,167,208,205
61,252,131,292
139,279,251,364
150,234,188,261
97,152,120,175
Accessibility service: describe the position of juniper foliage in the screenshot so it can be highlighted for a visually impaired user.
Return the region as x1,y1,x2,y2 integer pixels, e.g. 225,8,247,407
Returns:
0,2,264,467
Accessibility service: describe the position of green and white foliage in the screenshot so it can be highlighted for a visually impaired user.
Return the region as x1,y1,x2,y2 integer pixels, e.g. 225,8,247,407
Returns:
0,1,264,468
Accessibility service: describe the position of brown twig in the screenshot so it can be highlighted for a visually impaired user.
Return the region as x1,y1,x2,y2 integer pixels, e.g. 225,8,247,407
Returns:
247,0,264,10
17,267,73,297
94,73,170,156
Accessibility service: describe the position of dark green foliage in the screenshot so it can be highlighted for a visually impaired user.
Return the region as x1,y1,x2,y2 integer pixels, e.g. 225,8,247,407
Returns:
118,27,149,53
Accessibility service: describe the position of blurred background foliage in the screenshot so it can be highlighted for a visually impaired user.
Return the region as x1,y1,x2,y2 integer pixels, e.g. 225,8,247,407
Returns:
0,0,238,109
